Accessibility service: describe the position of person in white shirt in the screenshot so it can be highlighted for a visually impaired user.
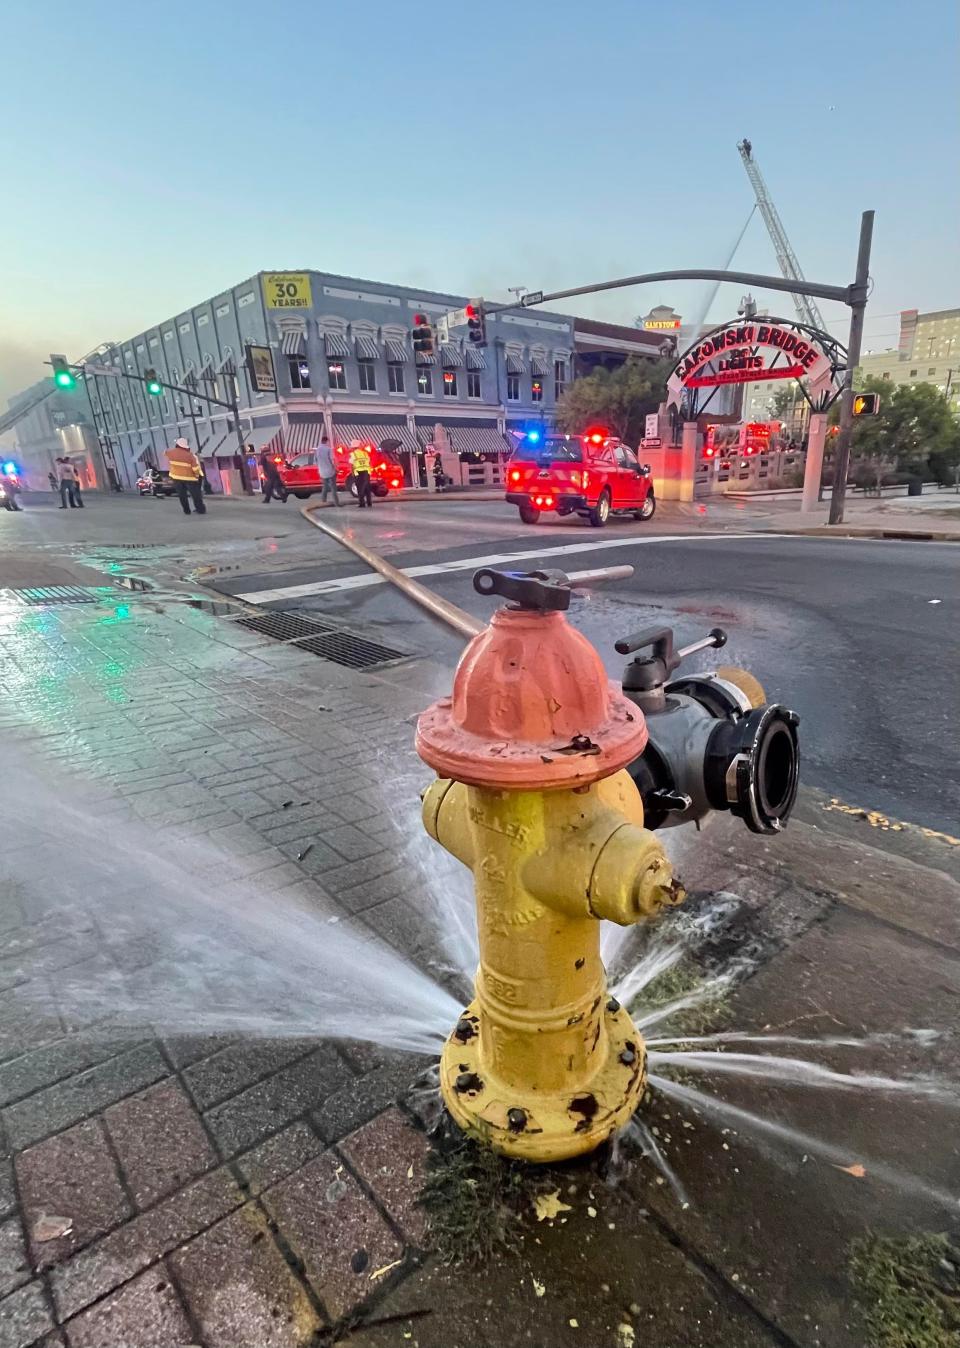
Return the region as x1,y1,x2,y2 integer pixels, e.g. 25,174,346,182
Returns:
315,435,340,506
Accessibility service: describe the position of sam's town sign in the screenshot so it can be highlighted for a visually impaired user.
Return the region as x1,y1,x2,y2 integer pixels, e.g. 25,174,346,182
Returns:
667,320,833,405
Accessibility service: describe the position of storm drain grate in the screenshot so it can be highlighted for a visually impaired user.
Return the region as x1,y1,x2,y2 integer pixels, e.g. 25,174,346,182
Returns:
8,586,108,605
237,611,336,642
293,629,409,669
237,609,409,670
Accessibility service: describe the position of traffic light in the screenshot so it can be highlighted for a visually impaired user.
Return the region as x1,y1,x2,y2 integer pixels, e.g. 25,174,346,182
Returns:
852,393,880,417
144,368,162,397
50,354,76,390
465,301,486,346
411,313,434,355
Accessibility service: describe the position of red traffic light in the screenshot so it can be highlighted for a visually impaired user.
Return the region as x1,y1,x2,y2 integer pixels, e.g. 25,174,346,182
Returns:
464,304,477,319
413,313,429,326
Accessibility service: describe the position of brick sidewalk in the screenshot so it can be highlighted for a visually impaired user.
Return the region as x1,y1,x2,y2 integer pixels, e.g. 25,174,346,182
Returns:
0,585,449,1346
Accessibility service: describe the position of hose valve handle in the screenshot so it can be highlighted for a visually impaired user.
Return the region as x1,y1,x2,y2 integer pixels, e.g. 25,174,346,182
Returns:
473,568,572,612
616,626,728,701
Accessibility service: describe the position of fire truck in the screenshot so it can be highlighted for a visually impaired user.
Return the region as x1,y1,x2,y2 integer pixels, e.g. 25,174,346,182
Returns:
703,421,785,462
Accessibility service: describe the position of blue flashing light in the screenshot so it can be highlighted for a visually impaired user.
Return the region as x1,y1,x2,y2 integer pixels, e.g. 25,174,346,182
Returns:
2,462,17,475
527,430,540,444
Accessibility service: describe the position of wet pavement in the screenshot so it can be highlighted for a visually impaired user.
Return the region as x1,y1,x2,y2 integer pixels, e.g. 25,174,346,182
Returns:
0,497,958,1347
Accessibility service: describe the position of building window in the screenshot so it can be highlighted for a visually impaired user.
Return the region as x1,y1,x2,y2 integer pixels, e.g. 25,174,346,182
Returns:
554,359,567,400
417,368,433,396
388,364,404,394
327,361,347,391
443,371,458,397
467,371,481,399
507,373,520,401
928,366,936,375
358,361,376,392
531,378,543,404
910,369,918,377
288,356,311,390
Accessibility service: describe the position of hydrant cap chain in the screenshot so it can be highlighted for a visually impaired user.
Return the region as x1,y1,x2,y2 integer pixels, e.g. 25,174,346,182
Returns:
416,607,649,789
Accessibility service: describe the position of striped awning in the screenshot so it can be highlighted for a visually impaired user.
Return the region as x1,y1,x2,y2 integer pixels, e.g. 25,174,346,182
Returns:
449,426,512,458
354,335,379,361
219,351,237,375
505,352,526,374
384,339,408,363
331,422,416,451
324,332,350,358
415,350,436,367
440,344,463,369
529,354,547,376
182,369,198,390
465,346,487,370
272,419,325,456
280,329,306,356
199,359,216,382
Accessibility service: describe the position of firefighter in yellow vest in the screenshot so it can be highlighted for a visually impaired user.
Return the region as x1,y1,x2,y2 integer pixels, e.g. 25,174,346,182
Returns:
166,438,206,516
349,441,373,509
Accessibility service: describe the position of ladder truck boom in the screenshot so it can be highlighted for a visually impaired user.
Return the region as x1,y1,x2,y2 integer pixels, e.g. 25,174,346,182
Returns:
0,386,57,438
737,139,827,334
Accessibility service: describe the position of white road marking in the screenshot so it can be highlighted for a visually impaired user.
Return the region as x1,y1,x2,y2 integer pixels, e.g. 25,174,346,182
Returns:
235,532,794,603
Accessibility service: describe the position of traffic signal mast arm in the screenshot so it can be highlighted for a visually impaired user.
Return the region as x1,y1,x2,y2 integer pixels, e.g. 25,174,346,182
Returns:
57,360,240,410
482,268,855,318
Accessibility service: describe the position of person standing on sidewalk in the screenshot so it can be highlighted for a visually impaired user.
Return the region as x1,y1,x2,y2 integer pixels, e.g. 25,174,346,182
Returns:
71,462,85,508
349,441,373,509
259,451,288,504
55,457,78,509
316,434,340,507
166,438,206,516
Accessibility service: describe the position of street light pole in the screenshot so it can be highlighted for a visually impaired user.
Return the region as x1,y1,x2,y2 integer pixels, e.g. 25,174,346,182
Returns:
828,211,874,525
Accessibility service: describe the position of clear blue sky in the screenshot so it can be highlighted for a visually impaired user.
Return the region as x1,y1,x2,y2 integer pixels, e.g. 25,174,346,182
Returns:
1,0,956,401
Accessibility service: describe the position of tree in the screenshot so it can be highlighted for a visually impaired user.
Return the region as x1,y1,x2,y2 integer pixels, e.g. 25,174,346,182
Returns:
555,358,671,446
928,419,960,487
827,377,957,490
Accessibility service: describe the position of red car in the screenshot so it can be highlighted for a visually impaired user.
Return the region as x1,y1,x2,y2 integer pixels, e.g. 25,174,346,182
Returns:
274,443,404,499
505,430,656,526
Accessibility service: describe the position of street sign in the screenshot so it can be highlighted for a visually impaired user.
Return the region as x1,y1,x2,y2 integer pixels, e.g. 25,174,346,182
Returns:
82,363,122,377
645,413,659,440
521,291,543,306
641,437,662,447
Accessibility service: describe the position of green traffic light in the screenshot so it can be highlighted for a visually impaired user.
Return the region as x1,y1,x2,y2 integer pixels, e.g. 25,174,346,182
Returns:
54,369,76,389
146,380,162,396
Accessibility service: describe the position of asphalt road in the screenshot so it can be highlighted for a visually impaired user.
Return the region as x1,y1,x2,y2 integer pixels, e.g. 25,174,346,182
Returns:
216,520,959,835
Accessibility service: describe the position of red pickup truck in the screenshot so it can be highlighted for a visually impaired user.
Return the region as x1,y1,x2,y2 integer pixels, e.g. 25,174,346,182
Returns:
505,431,656,526
274,443,404,499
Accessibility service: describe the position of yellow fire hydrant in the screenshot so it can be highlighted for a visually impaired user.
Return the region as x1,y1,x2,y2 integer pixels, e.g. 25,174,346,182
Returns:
416,568,684,1162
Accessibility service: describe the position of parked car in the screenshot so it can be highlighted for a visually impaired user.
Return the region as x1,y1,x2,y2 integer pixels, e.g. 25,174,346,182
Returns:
275,443,404,499
137,469,177,497
505,431,656,526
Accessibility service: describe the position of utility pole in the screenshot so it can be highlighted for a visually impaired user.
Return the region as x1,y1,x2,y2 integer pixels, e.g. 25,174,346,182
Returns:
828,211,874,525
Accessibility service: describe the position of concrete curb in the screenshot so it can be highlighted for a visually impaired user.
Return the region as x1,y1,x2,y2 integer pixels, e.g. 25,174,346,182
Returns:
759,525,960,543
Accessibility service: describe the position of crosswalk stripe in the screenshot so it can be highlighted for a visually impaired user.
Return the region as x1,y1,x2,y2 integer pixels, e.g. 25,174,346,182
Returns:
234,532,792,604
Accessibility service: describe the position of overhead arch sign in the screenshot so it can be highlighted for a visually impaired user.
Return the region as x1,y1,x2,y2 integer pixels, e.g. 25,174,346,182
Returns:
667,320,833,406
